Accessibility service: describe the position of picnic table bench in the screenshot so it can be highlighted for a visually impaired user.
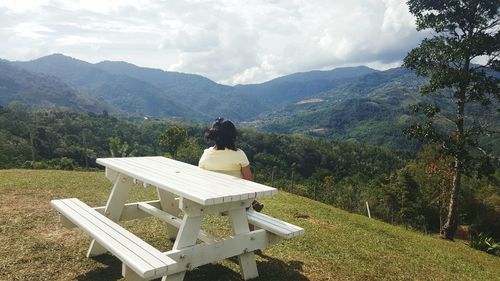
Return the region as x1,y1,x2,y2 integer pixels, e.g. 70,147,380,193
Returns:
51,156,304,281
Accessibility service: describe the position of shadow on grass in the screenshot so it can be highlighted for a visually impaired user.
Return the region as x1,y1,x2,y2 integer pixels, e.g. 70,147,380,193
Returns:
75,252,308,281
75,254,122,281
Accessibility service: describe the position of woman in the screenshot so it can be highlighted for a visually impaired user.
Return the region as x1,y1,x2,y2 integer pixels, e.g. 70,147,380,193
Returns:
199,117,263,212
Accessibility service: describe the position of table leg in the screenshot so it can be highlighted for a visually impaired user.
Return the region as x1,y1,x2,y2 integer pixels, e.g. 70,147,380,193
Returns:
228,208,259,280
158,189,182,241
87,172,133,257
162,214,202,281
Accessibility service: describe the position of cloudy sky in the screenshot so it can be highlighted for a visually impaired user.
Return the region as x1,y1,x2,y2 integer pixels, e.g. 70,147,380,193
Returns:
0,0,427,85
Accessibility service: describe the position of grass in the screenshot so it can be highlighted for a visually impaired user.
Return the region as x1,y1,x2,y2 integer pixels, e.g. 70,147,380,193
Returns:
0,169,499,281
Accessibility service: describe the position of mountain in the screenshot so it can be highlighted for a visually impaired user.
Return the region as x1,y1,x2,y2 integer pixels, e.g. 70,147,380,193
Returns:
12,54,208,120
249,67,433,150
0,60,114,112
236,66,378,106
10,54,383,121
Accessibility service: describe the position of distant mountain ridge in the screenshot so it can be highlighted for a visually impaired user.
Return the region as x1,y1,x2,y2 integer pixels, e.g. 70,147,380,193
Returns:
7,54,380,121
0,60,114,113
236,66,378,106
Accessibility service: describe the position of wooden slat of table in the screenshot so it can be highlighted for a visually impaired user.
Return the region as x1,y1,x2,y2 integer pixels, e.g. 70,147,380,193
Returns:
99,158,219,204
146,157,277,196
96,157,277,206
132,158,244,203
135,157,270,201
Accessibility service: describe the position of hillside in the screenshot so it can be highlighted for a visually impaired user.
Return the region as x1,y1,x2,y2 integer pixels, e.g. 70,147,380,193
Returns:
236,66,378,106
1,169,499,281
250,68,440,150
0,60,114,113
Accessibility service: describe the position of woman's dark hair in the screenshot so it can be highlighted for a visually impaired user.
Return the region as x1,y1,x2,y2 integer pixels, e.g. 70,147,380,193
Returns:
205,117,237,150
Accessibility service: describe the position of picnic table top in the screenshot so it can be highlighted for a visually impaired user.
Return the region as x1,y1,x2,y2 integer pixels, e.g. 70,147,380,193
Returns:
96,156,278,206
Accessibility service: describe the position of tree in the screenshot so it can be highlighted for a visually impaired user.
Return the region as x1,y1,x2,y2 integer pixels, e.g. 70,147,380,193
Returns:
159,125,188,159
403,0,499,239
108,136,135,157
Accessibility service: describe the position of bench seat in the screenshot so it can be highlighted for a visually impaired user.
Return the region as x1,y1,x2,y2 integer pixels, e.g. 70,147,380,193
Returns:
50,198,177,280
247,210,304,239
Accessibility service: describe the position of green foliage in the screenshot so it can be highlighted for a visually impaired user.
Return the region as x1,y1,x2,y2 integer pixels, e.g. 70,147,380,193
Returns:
31,161,48,169
470,232,500,256
108,136,136,157
159,125,188,159
0,106,498,240
403,0,500,239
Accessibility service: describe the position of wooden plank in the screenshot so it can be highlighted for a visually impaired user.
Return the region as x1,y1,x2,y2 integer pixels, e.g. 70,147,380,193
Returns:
126,158,238,204
228,208,259,280
70,199,175,269
247,210,304,239
137,202,216,243
97,158,214,205
94,200,162,221
157,189,181,241
163,213,203,281
124,156,267,203
164,229,276,275
144,156,275,198
179,198,254,217
52,199,162,278
88,172,133,257
96,157,277,205
143,157,264,200
51,198,176,279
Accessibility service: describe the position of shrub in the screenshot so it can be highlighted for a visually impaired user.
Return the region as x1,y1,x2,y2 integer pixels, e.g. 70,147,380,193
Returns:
59,157,76,170
470,232,500,256
32,161,48,169
22,161,33,169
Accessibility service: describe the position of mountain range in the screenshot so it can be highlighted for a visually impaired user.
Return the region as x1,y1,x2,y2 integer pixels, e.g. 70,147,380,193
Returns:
4,54,381,120
2,53,497,151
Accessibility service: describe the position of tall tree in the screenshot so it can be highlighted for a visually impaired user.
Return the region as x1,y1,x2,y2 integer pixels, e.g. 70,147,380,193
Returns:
159,125,188,159
403,0,499,239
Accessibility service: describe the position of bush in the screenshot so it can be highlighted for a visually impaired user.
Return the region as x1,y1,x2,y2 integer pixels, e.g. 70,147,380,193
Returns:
470,232,500,256
22,161,33,169
59,157,76,170
32,161,48,169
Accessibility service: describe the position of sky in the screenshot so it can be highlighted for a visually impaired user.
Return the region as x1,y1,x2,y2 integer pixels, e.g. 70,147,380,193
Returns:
0,0,428,85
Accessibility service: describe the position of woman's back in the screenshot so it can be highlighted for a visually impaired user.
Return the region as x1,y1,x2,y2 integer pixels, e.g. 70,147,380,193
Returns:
198,147,249,178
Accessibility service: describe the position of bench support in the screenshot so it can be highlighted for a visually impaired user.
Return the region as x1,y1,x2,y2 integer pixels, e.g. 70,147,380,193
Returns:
162,213,202,281
88,172,133,257
229,208,259,280
158,189,182,241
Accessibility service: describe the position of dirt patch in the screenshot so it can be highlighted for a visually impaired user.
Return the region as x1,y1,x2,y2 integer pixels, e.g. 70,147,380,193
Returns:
0,190,56,214
296,98,325,105
307,218,339,230
28,223,85,245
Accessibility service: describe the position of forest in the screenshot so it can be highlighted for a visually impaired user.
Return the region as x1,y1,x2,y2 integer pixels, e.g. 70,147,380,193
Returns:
1,104,498,251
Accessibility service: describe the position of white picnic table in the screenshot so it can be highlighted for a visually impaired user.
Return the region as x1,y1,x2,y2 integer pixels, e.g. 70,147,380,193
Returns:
51,156,303,281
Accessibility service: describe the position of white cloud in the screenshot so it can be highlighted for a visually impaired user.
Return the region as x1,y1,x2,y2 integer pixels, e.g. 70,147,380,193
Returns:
0,0,426,84
12,22,54,39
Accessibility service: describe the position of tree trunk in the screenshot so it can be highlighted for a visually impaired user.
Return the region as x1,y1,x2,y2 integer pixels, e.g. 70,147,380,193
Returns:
29,130,36,162
441,158,461,240
441,58,468,240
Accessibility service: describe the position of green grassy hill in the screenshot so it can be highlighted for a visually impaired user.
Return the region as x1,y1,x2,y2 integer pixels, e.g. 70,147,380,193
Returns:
1,169,498,281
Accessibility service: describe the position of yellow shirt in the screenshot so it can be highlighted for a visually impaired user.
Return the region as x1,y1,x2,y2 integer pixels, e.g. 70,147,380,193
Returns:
198,147,250,178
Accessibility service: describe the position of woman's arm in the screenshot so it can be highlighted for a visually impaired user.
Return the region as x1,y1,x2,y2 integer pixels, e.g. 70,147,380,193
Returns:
241,165,253,181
